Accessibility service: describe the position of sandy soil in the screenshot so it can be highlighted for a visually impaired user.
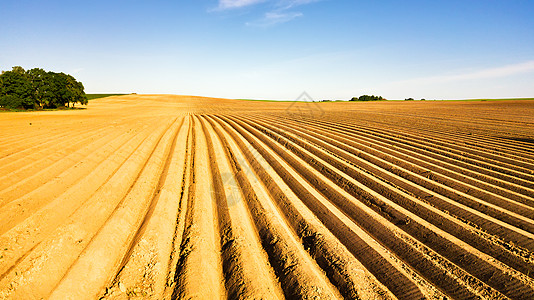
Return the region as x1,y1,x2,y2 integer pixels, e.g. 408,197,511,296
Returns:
1,95,534,299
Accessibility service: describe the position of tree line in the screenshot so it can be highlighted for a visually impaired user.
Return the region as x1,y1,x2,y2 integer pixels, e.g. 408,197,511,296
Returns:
350,95,385,101
0,66,87,110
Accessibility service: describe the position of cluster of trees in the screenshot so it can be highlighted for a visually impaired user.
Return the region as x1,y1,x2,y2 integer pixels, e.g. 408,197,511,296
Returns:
350,95,385,101
0,66,87,110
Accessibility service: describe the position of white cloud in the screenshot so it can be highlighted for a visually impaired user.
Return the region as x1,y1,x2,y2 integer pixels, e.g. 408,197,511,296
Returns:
215,0,320,26
217,0,266,10
276,0,321,10
217,0,319,10
246,11,303,27
399,60,534,85
373,60,534,99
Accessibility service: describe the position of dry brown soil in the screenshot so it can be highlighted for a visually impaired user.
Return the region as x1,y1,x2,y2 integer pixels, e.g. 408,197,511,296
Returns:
1,95,534,299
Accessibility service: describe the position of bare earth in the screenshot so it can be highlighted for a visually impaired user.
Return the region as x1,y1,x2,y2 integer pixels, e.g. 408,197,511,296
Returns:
1,95,534,299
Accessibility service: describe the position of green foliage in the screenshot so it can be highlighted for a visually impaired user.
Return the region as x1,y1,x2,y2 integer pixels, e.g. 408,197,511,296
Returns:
0,95,24,109
0,66,87,110
0,68,33,108
350,95,385,101
405,98,415,101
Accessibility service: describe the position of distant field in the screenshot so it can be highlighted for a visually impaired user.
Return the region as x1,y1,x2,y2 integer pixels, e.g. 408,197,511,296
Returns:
456,97,534,101
1,95,534,299
237,98,295,102
86,94,128,100
239,97,534,102
415,97,534,102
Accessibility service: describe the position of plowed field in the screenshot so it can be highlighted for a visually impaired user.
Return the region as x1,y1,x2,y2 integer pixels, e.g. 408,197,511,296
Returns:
1,95,534,299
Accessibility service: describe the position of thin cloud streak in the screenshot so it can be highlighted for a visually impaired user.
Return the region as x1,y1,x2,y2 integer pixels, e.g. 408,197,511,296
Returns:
217,0,319,10
246,11,303,27
217,0,266,9
398,60,534,85
276,0,321,10
215,0,320,26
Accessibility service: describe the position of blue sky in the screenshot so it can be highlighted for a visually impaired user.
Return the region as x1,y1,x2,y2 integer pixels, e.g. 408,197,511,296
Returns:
1,0,533,100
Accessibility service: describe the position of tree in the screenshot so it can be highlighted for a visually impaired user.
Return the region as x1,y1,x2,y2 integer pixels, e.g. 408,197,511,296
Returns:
27,68,48,108
0,95,24,109
0,66,87,110
49,72,69,108
350,95,385,101
0,66,33,109
44,72,88,108
64,74,88,107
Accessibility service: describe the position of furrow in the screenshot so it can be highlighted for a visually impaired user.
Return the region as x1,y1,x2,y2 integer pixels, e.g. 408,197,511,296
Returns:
333,117,534,169
0,122,110,162
237,116,533,299
0,118,173,299
0,125,129,204
2,95,532,299
215,115,399,299
0,124,111,181
199,115,285,299
341,114,534,160
99,117,189,299
224,116,436,299
258,114,534,210
320,118,534,184
249,115,534,277
251,115,534,241
0,117,165,234
206,115,343,299
48,117,181,299
296,116,534,199
172,117,226,299
163,117,193,298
